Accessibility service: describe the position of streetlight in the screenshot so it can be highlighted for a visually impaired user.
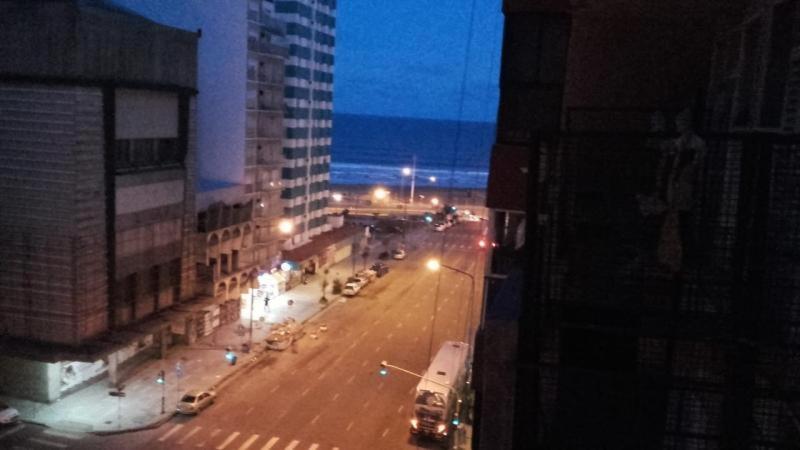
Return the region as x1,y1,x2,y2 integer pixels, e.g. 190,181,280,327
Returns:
331,192,343,202
248,269,258,353
426,259,476,345
402,167,412,176
373,187,389,201
278,218,294,235
429,176,437,183
431,197,440,207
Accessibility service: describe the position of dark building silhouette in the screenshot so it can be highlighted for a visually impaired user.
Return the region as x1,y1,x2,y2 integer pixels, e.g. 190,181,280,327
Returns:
473,0,800,448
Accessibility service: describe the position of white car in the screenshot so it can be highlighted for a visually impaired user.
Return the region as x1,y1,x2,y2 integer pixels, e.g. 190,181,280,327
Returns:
342,282,361,296
176,389,216,415
356,269,377,282
0,402,19,425
392,249,406,260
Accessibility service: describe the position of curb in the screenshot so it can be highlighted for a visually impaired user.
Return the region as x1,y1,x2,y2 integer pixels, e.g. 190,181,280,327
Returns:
91,411,176,436
35,294,345,436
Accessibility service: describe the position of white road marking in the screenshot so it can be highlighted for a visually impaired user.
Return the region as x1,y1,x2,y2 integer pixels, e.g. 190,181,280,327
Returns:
346,421,354,431
308,444,319,450
246,406,254,414
398,405,404,413
396,322,402,328
238,434,259,450
261,437,280,450
437,306,442,311
430,315,435,320
422,325,427,332
413,336,419,343
409,387,415,395
405,312,411,318
375,345,381,353
381,428,390,438
347,374,355,384
361,359,368,367
348,342,357,350
270,384,280,393
317,371,326,380
43,429,82,440
386,332,393,340
29,438,67,448
332,392,340,401
290,369,298,376
158,424,184,442
378,381,384,390
360,331,368,338
179,426,202,444
301,387,310,396
284,439,299,450
363,399,371,409
310,414,320,425
216,431,240,450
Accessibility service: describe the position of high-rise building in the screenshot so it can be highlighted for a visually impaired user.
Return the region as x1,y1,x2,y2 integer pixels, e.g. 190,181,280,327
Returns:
114,0,290,271
0,0,198,401
275,0,336,249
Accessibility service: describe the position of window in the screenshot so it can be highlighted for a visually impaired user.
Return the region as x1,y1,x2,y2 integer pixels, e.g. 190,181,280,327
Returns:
113,138,182,173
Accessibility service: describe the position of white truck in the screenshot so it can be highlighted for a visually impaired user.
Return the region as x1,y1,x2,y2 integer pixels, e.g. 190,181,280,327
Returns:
409,341,469,442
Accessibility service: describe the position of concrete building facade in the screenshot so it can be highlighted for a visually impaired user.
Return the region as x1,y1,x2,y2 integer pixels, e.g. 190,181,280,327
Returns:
114,0,291,273
276,0,337,249
0,0,198,401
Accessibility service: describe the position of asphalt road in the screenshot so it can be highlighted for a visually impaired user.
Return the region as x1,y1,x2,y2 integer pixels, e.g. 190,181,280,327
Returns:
2,222,484,450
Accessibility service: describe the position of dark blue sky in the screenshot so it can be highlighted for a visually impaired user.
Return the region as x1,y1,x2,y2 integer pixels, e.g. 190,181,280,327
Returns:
333,0,503,123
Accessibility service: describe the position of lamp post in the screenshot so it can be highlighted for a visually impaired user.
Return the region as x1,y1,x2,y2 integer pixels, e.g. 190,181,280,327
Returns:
248,269,258,352
426,259,476,346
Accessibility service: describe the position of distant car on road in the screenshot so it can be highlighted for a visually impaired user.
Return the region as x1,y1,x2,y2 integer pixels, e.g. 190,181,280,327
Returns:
371,262,389,277
392,249,407,260
177,389,216,415
343,282,362,296
0,402,19,425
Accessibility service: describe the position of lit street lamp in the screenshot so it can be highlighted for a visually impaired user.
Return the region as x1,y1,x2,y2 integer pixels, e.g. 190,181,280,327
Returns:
278,218,294,235
331,192,343,202
426,259,476,345
373,187,389,201
431,197,440,207
429,176,437,183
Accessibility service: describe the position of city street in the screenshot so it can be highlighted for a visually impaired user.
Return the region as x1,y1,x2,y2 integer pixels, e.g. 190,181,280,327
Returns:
0,222,484,450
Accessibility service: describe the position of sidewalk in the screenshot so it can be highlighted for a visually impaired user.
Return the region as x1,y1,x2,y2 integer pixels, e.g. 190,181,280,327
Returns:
0,259,355,434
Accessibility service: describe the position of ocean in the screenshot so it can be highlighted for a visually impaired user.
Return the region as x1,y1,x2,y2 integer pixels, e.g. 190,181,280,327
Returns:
331,113,494,189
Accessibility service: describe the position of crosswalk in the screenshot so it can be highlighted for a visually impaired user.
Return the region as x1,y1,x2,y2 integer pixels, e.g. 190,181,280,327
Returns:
156,425,340,450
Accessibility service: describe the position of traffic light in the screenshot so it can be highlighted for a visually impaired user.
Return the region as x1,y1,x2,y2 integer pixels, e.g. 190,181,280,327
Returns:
379,360,388,376
156,370,165,384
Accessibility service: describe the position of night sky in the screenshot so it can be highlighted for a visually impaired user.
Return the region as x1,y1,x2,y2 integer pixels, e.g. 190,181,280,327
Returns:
333,0,503,122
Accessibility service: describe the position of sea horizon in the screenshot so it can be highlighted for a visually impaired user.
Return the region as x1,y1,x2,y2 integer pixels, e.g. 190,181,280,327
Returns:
331,112,494,189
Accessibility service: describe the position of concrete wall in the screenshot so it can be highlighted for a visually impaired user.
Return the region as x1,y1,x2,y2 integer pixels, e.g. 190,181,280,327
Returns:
0,1,197,89
0,84,108,344
0,356,60,403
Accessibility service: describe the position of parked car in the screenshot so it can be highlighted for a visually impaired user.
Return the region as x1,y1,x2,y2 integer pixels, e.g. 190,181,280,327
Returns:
392,249,407,260
177,389,216,415
347,275,369,287
357,268,377,281
0,402,19,425
371,262,389,277
342,282,361,296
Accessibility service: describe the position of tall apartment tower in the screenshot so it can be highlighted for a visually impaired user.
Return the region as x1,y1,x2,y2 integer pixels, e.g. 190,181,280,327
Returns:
275,0,336,249
114,0,290,270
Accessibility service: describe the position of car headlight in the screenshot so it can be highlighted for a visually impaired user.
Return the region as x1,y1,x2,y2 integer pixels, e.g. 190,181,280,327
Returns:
410,418,418,429
437,423,446,433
